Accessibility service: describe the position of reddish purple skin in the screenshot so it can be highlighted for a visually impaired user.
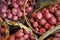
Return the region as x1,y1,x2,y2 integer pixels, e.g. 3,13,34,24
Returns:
36,12,42,20
33,22,38,28
44,12,52,19
15,31,24,37
48,17,57,25
24,34,29,39
9,35,15,40
12,8,18,15
39,28,46,33
7,13,13,19
39,18,46,25
49,7,57,13
13,16,18,21
12,3,19,8
44,23,50,30
17,11,23,18
18,0,24,6
26,6,33,13
35,27,39,32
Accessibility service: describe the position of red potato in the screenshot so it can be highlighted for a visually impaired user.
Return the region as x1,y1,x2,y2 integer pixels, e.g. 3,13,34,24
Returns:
12,3,19,8
48,17,57,25
57,16,60,22
7,13,13,19
26,6,33,13
44,9,49,13
36,12,42,20
19,37,25,40
33,22,38,28
35,27,39,32
9,35,15,40
31,13,36,18
44,23,50,30
49,25,55,29
12,8,18,16
49,7,57,13
24,34,29,39
39,27,46,34
17,11,23,18
44,12,52,19
13,16,18,21
7,1,11,5
41,8,47,14
39,18,46,25
15,31,24,37
55,10,60,16
18,0,24,6
1,8,7,13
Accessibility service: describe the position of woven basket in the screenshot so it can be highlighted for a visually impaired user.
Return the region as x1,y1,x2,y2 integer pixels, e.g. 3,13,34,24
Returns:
7,22,37,40
0,18,9,40
24,0,60,35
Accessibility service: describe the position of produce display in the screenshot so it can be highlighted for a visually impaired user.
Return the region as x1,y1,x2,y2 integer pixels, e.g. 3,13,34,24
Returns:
9,25,36,40
9,29,35,40
0,0,60,40
29,3,60,34
0,0,36,21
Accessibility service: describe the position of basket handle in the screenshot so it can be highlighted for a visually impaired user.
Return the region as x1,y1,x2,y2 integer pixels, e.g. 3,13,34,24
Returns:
38,25,60,40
